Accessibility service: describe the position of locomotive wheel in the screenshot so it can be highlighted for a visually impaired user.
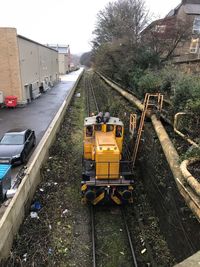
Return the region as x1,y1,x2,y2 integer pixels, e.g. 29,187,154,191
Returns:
85,190,96,201
122,190,132,200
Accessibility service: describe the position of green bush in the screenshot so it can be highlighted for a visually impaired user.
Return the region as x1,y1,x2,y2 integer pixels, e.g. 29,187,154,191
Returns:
186,98,200,117
172,74,200,111
137,71,162,97
129,67,144,92
159,65,181,95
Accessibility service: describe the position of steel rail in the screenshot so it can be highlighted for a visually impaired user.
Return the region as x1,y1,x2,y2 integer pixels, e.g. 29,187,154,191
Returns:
84,76,90,116
121,208,138,267
90,205,96,267
89,79,99,114
85,76,99,116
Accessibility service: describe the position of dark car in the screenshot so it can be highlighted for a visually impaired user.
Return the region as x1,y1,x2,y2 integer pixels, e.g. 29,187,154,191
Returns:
0,128,36,165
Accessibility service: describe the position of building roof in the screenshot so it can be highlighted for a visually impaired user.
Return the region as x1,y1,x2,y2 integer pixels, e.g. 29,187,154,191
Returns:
17,35,57,52
166,1,200,17
184,0,200,4
184,4,200,14
47,44,70,54
166,3,182,17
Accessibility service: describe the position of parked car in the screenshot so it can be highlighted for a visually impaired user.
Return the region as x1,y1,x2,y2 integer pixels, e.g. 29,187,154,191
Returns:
0,128,36,165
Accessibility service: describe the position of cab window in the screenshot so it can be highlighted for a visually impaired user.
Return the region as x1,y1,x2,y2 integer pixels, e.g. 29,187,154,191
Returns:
106,124,114,132
116,125,122,137
86,125,93,137
94,124,102,131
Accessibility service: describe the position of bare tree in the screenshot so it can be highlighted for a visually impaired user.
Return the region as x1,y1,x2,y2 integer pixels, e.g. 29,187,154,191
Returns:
92,0,149,84
92,0,148,49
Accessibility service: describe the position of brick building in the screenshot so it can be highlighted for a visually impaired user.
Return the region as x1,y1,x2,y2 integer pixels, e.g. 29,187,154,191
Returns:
142,0,200,62
0,28,59,105
48,44,71,75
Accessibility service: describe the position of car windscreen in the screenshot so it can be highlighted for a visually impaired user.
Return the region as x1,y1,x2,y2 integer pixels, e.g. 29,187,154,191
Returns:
0,134,24,145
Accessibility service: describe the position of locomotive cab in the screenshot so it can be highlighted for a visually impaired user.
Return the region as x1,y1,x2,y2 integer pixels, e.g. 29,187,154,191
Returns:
81,113,134,205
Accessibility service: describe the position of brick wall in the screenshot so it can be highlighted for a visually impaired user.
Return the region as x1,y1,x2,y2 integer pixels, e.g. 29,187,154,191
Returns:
0,28,22,103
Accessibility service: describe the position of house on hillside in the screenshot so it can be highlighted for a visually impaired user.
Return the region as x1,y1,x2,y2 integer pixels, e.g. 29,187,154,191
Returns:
0,28,59,105
142,0,200,63
48,44,71,75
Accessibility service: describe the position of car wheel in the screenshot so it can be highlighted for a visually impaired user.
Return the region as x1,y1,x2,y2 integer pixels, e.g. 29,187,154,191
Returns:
32,137,36,147
21,152,27,164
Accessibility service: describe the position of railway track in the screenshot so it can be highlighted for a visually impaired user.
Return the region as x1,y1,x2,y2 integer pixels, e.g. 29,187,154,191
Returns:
121,207,138,266
86,74,138,266
90,205,139,267
90,203,161,267
84,74,99,116
85,75,139,266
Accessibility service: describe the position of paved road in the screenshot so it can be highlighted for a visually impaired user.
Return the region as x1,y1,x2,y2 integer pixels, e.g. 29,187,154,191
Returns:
0,68,83,190
0,68,83,142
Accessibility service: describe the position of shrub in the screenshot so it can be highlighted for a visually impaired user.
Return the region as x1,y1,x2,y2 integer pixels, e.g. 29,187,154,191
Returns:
172,74,200,111
137,70,162,97
129,67,144,93
186,98,200,132
160,65,181,95
186,98,200,117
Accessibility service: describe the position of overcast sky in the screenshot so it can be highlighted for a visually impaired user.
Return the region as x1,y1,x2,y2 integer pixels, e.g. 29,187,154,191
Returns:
0,0,181,54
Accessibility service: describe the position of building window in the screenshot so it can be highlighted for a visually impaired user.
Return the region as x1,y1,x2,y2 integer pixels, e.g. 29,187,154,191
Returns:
193,16,200,34
152,25,166,33
189,38,199,53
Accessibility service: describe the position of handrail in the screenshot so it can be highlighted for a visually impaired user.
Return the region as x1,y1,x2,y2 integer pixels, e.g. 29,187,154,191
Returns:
174,112,199,148
180,158,200,197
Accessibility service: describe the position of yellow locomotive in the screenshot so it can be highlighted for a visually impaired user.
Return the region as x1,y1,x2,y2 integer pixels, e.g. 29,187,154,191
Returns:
81,112,134,205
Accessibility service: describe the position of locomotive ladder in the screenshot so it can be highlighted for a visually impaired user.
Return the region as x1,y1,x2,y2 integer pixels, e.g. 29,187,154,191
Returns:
132,93,163,166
